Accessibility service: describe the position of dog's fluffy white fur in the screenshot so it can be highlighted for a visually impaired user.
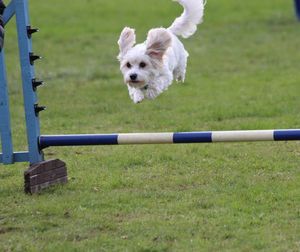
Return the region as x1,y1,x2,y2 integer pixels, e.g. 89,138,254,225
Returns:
118,0,205,103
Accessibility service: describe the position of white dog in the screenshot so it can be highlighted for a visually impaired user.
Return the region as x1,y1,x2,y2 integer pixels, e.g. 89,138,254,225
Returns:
117,0,205,103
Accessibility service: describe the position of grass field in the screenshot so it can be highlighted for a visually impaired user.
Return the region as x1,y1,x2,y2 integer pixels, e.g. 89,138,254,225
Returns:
1,0,300,251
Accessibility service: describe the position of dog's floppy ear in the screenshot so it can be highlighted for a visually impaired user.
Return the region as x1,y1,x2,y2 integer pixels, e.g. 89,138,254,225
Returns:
117,27,136,61
146,28,172,60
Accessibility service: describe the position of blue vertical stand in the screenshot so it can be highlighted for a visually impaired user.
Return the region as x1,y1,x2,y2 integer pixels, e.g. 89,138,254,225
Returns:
0,51,13,164
15,0,43,164
295,0,300,20
0,0,43,165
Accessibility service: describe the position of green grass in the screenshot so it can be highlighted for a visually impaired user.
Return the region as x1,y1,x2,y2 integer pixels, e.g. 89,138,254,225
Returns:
1,0,300,251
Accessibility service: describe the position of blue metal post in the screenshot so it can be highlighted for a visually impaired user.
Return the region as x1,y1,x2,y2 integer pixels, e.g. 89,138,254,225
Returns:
295,0,300,20
0,50,14,164
15,0,43,164
0,1,15,164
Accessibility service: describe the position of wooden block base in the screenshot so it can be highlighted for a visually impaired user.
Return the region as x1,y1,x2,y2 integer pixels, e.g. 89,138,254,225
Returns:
24,159,67,194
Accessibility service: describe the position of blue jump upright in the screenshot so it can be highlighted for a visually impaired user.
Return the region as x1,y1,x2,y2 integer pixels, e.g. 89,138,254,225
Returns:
0,0,43,165
0,0,300,193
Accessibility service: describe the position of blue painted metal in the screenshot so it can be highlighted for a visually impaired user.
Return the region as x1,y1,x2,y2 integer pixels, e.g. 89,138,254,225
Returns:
173,132,212,143
0,50,14,164
295,0,300,20
13,151,29,162
0,151,29,163
39,134,119,149
0,0,44,165
274,129,300,141
3,0,15,25
15,0,43,164
0,0,33,165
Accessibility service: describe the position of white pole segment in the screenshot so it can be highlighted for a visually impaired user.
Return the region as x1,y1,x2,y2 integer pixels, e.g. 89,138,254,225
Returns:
118,133,173,144
212,130,274,142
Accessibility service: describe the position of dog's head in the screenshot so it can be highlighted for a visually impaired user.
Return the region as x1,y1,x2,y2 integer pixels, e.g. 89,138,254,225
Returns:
117,27,172,88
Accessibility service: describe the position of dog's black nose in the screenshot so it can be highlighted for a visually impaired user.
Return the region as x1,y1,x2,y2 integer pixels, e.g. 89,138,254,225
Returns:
130,74,138,81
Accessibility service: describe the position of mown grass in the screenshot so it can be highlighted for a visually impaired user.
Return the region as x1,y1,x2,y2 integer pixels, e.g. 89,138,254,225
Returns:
1,0,300,251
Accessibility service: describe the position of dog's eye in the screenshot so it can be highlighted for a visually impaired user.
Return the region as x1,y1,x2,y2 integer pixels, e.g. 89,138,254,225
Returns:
126,62,132,68
139,62,146,68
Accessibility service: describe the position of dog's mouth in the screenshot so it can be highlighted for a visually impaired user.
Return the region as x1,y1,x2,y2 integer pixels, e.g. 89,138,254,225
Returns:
127,80,145,87
129,80,142,84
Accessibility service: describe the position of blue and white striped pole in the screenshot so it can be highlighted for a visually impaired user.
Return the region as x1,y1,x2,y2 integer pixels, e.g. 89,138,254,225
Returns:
39,129,300,149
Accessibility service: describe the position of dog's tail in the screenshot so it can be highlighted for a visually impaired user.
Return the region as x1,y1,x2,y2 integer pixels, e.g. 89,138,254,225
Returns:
168,0,205,39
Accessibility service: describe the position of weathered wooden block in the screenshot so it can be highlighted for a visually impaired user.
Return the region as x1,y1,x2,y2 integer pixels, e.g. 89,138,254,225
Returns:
24,159,67,194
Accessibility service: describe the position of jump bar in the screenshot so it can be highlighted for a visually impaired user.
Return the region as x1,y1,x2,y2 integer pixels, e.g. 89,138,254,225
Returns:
39,129,300,149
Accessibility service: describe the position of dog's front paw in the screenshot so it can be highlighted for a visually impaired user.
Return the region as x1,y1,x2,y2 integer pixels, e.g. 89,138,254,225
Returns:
130,91,144,104
133,95,144,104
128,86,145,104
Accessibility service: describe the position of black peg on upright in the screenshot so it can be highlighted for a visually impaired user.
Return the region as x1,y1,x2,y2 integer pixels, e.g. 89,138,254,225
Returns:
29,52,42,65
32,78,44,90
34,104,46,116
27,26,39,38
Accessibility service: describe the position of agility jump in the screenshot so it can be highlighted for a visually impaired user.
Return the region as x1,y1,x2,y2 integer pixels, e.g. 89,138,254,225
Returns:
0,0,300,193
